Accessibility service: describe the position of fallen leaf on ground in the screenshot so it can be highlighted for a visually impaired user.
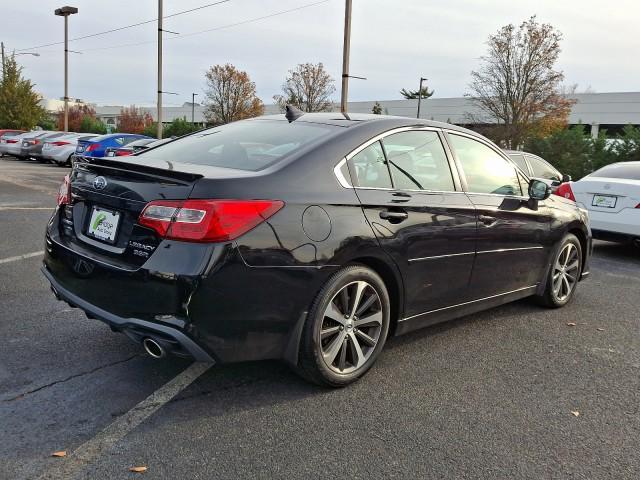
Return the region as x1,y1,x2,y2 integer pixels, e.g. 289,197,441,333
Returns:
51,451,66,458
597,328,605,331
571,411,580,417
566,322,577,327
129,466,148,473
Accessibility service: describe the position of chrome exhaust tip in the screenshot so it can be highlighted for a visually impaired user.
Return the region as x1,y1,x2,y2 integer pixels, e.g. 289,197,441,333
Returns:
142,337,166,359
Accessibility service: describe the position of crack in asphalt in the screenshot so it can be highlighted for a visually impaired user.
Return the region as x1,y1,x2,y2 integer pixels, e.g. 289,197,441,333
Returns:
2,354,141,402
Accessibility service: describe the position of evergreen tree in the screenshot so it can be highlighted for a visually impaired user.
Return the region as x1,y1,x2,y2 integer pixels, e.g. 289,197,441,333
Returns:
0,55,46,129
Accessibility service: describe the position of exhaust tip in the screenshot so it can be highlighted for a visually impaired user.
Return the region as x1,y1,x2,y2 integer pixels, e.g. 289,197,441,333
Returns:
142,337,166,359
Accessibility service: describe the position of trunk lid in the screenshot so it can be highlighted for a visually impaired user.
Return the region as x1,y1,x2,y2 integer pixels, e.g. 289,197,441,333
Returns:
573,177,640,214
61,158,203,268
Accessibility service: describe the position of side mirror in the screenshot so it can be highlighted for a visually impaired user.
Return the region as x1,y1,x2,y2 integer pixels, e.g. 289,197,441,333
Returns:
562,174,572,183
528,178,551,201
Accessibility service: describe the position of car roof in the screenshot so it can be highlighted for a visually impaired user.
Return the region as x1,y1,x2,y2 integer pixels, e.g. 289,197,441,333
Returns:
251,113,479,136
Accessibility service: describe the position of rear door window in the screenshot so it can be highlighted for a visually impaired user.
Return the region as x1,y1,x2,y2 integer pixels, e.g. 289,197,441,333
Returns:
449,134,522,196
526,155,561,181
348,141,392,188
381,130,455,191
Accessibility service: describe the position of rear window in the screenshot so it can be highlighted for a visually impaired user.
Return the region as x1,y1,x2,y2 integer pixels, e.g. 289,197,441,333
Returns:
590,163,640,180
137,120,335,171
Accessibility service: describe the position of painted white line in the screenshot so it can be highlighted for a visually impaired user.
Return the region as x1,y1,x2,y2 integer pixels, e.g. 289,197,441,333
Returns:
0,251,44,265
37,362,211,480
0,207,53,211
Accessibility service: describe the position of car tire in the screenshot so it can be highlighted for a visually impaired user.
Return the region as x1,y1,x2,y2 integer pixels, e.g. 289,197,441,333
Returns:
536,233,582,308
297,265,390,387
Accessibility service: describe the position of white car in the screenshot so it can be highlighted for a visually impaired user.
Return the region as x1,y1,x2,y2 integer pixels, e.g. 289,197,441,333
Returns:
564,162,640,245
42,133,99,166
2,131,42,157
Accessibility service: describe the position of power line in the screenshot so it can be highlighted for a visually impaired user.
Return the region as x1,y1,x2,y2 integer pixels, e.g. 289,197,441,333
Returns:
82,0,331,52
16,0,232,52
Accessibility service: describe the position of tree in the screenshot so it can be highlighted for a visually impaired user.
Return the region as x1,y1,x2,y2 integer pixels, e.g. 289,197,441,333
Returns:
79,115,107,134
164,117,199,137
467,16,574,148
118,105,154,134
273,62,335,112
56,104,99,132
372,101,383,115
0,55,47,129
399,86,434,100
203,64,264,125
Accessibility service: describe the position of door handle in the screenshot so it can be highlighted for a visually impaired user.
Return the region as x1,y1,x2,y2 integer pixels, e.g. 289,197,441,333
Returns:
479,215,497,225
391,192,412,203
379,210,408,222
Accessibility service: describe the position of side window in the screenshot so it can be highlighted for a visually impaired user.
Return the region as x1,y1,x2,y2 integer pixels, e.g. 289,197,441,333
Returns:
381,130,455,191
526,155,561,181
449,134,522,196
348,141,392,189
115,137,126,146
508,153,529,174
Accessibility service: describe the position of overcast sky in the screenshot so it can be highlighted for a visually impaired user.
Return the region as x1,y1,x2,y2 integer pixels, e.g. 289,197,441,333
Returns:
4,0,639,106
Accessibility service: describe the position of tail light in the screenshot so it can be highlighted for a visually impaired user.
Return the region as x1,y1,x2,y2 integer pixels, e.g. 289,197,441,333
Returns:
138,199,284,243
51,141,70,146
554,182,576,202
26,139,40,145
57,174,71,206
115,149,132,156
85,143,99,153
7,139,18,144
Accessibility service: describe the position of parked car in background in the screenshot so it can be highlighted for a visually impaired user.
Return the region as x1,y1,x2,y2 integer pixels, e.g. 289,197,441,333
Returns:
0,130,26,156
4,131,49,158
75,133,150,158
21,131,70,161
563,162,640,246
42,133,99,166
104,137,171,157
506,150,569,183
43,113,591,387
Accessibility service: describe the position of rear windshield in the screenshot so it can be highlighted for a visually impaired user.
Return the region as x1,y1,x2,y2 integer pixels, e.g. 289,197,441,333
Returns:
137,120,335,171
590,163,640,180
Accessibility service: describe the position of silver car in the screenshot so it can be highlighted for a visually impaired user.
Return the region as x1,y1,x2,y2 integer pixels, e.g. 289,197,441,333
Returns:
42,133,99,166
3,131,45,158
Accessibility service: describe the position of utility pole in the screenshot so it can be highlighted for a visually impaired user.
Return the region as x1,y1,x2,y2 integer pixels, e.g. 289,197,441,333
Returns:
157,0,163,139
340,0,352,114
1,42,5,80
55,6,78,132
191,92,198,126
416,77,427,119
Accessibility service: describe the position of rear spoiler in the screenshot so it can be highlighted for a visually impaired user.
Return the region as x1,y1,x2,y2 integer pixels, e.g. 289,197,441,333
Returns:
74,156,204,184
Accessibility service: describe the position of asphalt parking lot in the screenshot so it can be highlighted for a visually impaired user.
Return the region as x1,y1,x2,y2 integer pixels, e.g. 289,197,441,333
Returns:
0,155,639,480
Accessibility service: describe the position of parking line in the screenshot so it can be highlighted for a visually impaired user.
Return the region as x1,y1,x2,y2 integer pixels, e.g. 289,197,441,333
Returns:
36,362,211,480
0,251,44,265
0,206,53,210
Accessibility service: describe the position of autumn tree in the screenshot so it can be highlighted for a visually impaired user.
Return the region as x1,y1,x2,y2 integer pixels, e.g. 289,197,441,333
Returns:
0,55,46,129
203,64,264,125
467,16,574,148
117,105,154,134
399,85,434,100
273,62,335,112
55,104,98,132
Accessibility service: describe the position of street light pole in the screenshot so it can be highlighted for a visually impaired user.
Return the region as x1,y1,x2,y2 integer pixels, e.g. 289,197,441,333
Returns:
416,77,427,119
340,0,352,114
55,6,78,132
192,93,198,126
157,0,163,139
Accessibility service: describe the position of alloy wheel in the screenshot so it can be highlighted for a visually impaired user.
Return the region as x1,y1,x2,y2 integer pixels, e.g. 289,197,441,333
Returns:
552,243,580,301
319,280,383,374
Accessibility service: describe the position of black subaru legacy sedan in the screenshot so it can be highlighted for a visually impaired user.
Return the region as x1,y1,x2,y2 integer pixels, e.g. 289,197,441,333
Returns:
43,113,591,387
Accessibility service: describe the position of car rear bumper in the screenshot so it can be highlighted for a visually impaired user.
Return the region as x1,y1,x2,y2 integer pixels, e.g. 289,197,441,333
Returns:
592,229,639,244
586,209,640,237
43,266,215,362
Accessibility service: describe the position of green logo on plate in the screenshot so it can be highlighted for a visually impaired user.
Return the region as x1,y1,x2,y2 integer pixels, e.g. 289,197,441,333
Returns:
92,212,107,230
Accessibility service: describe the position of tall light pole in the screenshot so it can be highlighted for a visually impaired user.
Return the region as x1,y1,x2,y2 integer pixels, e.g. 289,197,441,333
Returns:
416,77,427,119
340,0,352,114
157,0,163,139
55,6,78,132
191,93,198,126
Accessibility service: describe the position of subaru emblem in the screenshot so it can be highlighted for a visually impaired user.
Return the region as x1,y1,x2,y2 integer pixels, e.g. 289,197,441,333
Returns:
93,176,107,190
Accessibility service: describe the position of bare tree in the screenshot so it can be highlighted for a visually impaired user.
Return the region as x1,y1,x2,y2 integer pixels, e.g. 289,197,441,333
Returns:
203,64,264,125
467,16,575,148
273,62,335,112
